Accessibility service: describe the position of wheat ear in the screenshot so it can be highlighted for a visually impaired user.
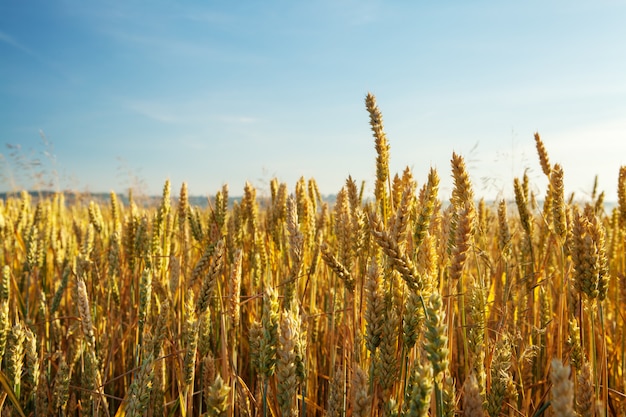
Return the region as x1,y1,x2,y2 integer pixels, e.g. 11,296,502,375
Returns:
576,360,594,417
534,132,552,177
463,373,485,417
550,358,575,417
366,92,391,219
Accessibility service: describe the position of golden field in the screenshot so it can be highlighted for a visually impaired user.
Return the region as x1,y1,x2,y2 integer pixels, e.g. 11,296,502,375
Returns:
0,93,625,416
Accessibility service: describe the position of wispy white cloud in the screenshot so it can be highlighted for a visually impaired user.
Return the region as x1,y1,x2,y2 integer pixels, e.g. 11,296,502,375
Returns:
96,24,267,67
123,99,185,124
180,10,236,25
548,118,626,152
58,0,140,22
57,2,219,59
425,80,626,110
101,29,213,58
0,29,75,82
312,0,382,26
122,96,261,127
338,0,381,26
175,135,211,151
216,115,259,124
0,30,37,57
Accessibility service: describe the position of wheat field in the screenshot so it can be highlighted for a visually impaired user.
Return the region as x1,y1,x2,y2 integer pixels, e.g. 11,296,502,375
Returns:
0,93,625,416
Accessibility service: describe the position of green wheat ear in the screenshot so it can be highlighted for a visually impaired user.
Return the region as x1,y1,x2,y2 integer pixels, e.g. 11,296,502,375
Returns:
205,374,231,417
124,353,155,417
259,284,279,378
424,291,449,381
0,265,11,362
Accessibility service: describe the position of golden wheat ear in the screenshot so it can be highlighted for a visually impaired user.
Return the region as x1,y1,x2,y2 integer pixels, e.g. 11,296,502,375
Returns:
366,92,391,220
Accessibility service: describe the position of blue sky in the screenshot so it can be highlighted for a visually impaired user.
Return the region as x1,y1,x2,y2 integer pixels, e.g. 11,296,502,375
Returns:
1,1,626,201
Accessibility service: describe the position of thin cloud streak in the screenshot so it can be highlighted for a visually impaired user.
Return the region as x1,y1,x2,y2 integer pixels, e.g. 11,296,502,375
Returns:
0,31,35,56
121,95,262,126
123,100,182,124
100,29,213,58
0,30,77,83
